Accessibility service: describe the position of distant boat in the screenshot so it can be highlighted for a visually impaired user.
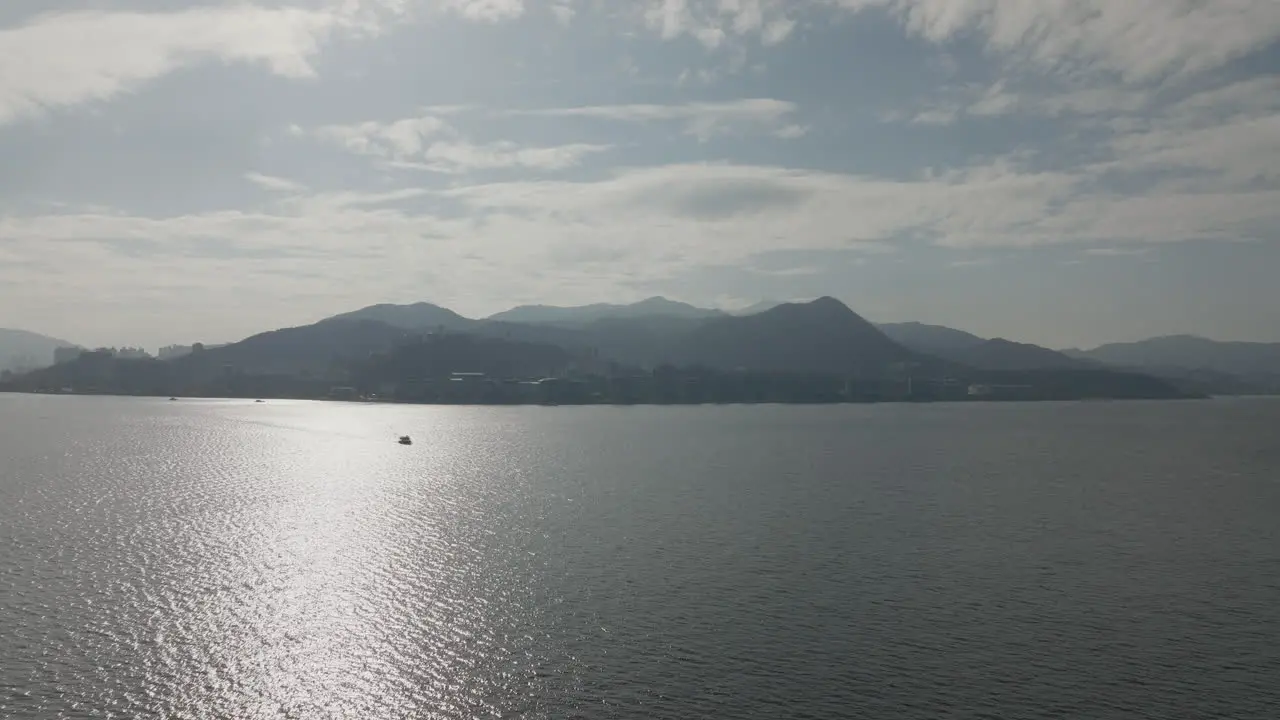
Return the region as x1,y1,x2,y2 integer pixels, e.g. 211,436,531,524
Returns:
398,435,413,445
254,399,265,403
169,397,177,401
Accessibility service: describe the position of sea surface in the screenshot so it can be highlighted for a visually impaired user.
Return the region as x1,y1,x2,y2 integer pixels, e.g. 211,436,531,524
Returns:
1,395,1278,719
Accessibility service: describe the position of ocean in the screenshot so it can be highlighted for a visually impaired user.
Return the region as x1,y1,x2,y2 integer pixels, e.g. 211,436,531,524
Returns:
2,394,1278,718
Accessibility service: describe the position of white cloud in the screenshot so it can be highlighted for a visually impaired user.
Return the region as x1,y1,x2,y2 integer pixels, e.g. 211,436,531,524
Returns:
550,1,575,26
1085,247,1150,257
950,258,996,268
439,158,1280,253
893,81,1155,126
1165,76,1280,124
842,0,1280,83
416,140,611,173
307,112,609,172
1109,111,1280,187
312,115,453,159
631,1,1280,84
0,0,539,128
514,98,800,140
245,172,308,194
3,0,1278,346
639,0,800,48
908,107,959,126
761,17,796,45
773,124,808,139
439,0,526,23
12,156,1273,288
5,152,1280,344
0,6,340,125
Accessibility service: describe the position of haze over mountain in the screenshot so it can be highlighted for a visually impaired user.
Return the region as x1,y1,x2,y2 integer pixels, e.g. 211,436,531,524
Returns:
325,303,473,332
663,297,930,375
488,297,724,326
944,339,1093,372
0,295,1201,402
0,329,77,373
877,322,986,355
5,289,1275,397
320,296,933,376
181,319,418,378
729,300,793,316
1066,336,1280,393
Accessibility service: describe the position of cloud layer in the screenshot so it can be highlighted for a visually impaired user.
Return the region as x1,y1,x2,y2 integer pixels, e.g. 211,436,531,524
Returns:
2,0,1278,347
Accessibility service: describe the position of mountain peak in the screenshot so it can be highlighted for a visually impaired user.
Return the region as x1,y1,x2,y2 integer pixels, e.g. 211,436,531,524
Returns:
808,296,851,311
325,301,472,330
763,296,862,321
668,295,917,376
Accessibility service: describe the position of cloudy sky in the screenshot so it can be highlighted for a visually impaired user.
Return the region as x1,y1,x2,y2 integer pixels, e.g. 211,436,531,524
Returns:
2,0,1278,350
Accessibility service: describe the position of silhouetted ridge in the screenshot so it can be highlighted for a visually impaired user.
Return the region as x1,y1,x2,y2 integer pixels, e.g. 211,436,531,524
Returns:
326,302,473,331
487,297,723,326
950,338,1092,371
877,322,985,354
667,297,922,376
179,318,416,377
0,297,1204,402
1066,335,1280,394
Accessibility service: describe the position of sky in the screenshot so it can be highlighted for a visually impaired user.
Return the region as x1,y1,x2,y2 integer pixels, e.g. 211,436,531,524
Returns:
1,0,1278,350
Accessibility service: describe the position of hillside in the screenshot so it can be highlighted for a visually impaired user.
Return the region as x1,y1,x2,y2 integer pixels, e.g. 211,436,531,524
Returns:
947,338,1092,371
0,329,77,372
1068,335,1280,376
0,297,1202,403
666,297,923,376
877,322,985,354
324,302,474,331
177,318,418,378
1067,335,1280,394
880,323,1097,371
351,333,582,386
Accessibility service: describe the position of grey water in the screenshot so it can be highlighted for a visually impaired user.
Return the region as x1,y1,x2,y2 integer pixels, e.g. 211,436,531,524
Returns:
1,394,1278,719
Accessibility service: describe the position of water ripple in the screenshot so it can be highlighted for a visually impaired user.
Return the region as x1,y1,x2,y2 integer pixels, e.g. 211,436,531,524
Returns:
1,397,1279,718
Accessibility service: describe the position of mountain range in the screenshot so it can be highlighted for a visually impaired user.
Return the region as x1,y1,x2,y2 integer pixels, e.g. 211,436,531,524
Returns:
1064,335,1280,395
3,296,1275,400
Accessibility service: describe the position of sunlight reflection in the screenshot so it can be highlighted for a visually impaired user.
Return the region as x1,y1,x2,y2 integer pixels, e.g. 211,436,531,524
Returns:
175,402,518,717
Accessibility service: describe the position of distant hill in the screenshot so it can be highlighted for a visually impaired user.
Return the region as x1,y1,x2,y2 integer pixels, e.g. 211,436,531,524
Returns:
1066,335,1280,394
178,318,418,378
0,299,1204,402
877,322,985,354
945,338,1093,371
0,329,77,372
877,323,1088,371
247,298,1043,379
487,297,724,326
351,333,582,387
665,297,923,376
574,315,711,368
325,302,474,331
1067,335,1280,377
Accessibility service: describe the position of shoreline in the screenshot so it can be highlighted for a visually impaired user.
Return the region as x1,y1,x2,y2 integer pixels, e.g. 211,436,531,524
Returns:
0,389,1211,405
